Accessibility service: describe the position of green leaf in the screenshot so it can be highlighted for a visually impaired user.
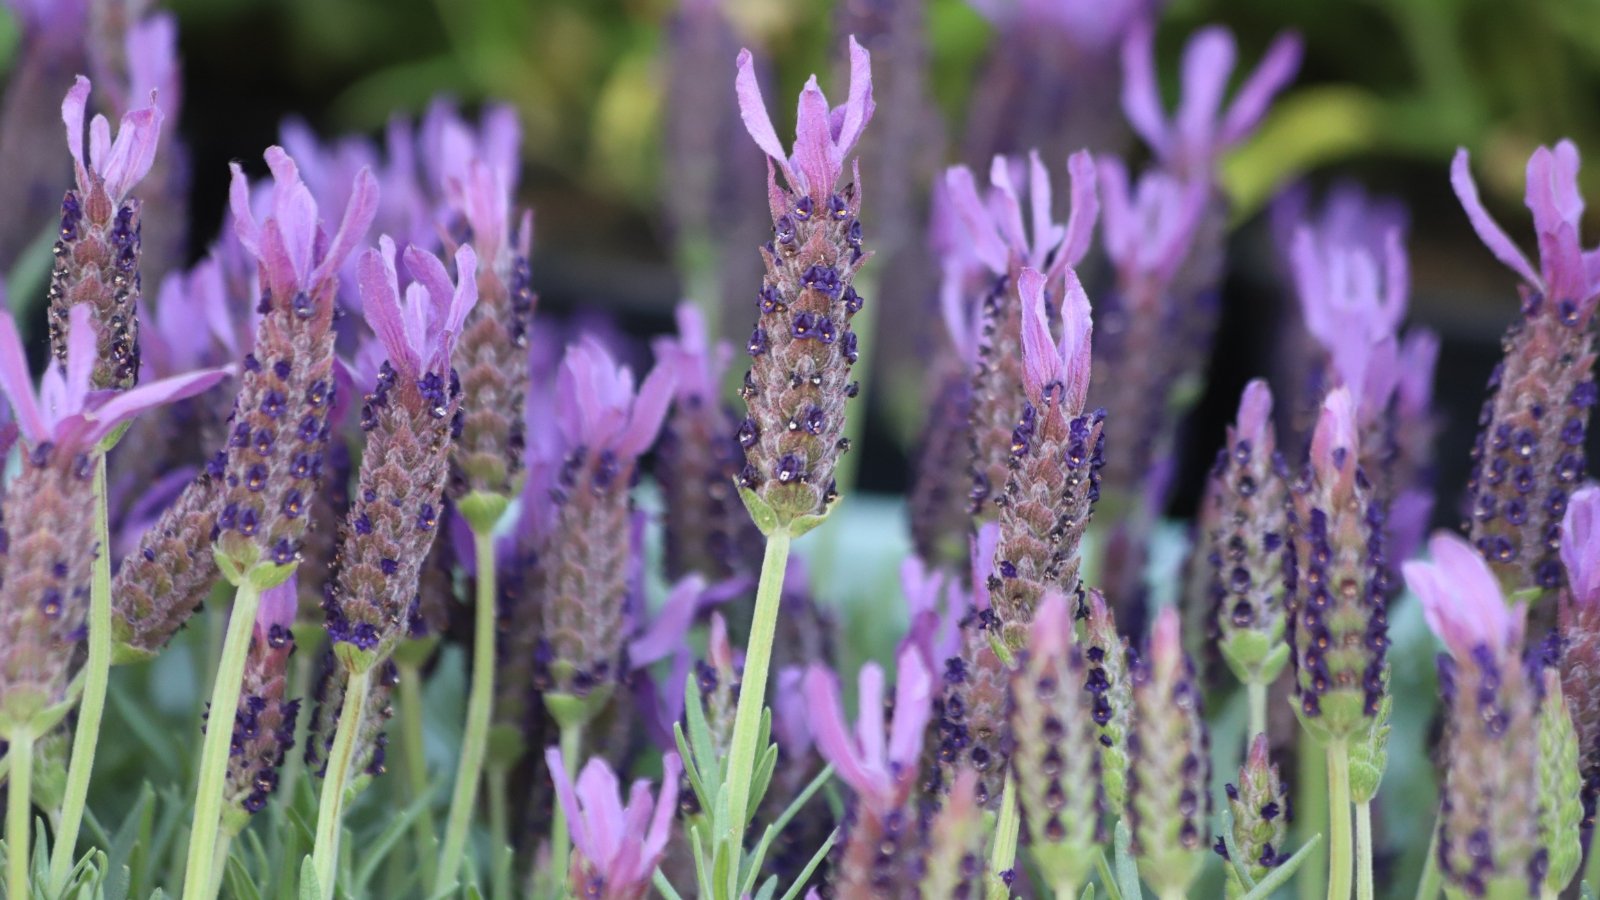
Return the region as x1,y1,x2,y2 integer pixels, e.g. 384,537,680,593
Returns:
1216,808,1257,891
1238,833,1323,900
1112,820,1143,900
225,853,264,900
1079,884,1095,900
741,764,834,895
776,828,837,900
353,786,437,891
298,857,320,900
1094,849,1124,900
737,483,780,536
652,868,686,900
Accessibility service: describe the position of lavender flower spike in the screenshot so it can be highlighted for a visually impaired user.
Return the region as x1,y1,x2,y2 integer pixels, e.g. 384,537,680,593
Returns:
51,75,164,389
0,303,223,729
1217,734,1291,894
1288,387,1389,742
734,38,873,525
1121,22,1303,179
1455,142,1599,597
213,148,377,588
1404,532,1547,897
948,150,1099,521
1127,606,1211,897
989,265,1104,649
804,645,932,895
545,748,681,900
540,339,673,712
220,576,300,831
323,239,476,670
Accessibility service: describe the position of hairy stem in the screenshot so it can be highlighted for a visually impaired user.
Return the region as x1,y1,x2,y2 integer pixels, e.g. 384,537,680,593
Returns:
47,455,112,893
489,766,511,900
1355,800,1374,900
311,665,373,900
435,528,499,891
1327,741,1353,900
1299,735,1329,900
181,580,262,900
721,528,792,852
1247,681,1268,744
5,727,33,900
549,722,582,898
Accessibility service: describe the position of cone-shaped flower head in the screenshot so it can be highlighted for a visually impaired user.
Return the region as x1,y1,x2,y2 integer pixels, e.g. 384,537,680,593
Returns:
1127,606,1211,897
51,75,164,389
213,148,377,586
1216,734,1289,895
915,768,988,898
1538,669,1584,896
1405,531,1547,896
734,38,874,525
652,302,760,580
988,266,1104,648
322,240,476,669
1121,23,1302,179
540,339,673,705
1207,380,1294,689
1456,143,1598,596
1288,388,1389,741
546,748,681,900
0,303,222,725
220,575,300,831
805,645,932,894
949,152,1098,520
1010,592,1103,891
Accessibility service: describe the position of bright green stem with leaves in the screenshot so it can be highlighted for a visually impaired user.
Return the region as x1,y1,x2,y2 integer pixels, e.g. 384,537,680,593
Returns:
311,664,372,900
1355,800,1374,900
721,527,792,853
435,528,499,892
396,659,438,888
181,580,262,900
6,726,33,900
548,723,581,898
1326,741,1353,900
47,454,112,894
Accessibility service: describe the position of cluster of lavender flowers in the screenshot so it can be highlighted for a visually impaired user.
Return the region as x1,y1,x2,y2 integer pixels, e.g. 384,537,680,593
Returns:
1,1,1599,899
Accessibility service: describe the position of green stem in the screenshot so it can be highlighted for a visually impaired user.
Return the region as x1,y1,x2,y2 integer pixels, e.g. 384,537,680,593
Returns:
1299,735,1328,900
722,528,792,851
1355,800,1374,900
548,723,581,899
488,766,510,900
5,727,33,900
1414,826,1442,900
435,528,499,892
47,454,112,894
397,659,438,888
311,665,373,900
1326,741,1353,900
1247,681,1267,744
181,580,262,900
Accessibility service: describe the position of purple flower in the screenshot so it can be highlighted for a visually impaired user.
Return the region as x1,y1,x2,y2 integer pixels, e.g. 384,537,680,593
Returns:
944,150,1099,279
1098,155,1208,288
545,748,681,898
651,302,732,408
1018,265,1093,411
1452,140,1600,315
555,337,675,464
228,146,379,309
1270,180,1409,270
803,644,931,813
422,99,523,262
626,573,709,668
61,75,163,205
1289,223,1409,418
901,555,968,672
1404,532,1525,660
123,14,182,117
142,256,251,380
280,118,433,265
1562,486,1600,605
0,303,226,456
771,666,813,757
968,0,1155,52
1121,23,1302,177
735,35,875,200
357,236,479,381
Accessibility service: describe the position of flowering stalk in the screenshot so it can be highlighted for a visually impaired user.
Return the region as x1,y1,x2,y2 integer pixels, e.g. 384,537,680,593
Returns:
1558,488,1600,871
183,148,375,900
722,36,875,856
1454,141,1599,600
1218,735,1291,897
